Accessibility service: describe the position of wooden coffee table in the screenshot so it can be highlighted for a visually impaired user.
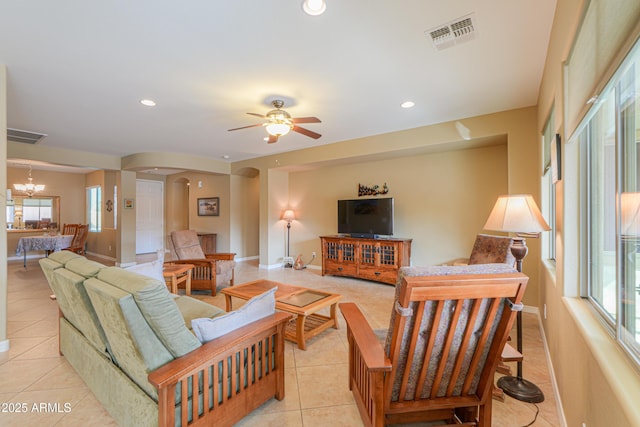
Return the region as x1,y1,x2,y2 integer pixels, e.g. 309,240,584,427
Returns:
221,279,342,350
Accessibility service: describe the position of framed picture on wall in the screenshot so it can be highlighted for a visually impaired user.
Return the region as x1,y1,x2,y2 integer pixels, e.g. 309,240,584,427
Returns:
551,133,562,183
124,198,134,209
198,197,219,216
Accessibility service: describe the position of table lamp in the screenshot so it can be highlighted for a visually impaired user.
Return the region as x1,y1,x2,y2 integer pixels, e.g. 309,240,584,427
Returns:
483,194,550,403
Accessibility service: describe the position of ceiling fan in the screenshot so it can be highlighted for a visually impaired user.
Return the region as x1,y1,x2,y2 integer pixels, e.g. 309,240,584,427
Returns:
228,100,322,143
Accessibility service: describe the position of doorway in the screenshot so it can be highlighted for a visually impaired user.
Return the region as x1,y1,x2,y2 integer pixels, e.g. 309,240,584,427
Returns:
136,179,164,254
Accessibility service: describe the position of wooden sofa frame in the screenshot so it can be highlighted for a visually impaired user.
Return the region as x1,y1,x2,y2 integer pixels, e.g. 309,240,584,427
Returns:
149,311,291,427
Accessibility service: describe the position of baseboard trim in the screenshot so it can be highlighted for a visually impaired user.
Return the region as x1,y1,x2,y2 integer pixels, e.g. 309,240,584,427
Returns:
0,339,10,353
85,251,116,262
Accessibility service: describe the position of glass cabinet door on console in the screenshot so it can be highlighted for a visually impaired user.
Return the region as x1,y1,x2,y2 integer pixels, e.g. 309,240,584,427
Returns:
322,238,358,277
358,241,402,283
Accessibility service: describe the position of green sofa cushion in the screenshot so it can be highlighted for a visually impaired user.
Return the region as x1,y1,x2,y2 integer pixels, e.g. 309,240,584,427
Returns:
39,257,63,288
65,257,106,278
47,250,83,265
84,278,174,400
50,267,112,360
97,267,202,358
174,296,225,332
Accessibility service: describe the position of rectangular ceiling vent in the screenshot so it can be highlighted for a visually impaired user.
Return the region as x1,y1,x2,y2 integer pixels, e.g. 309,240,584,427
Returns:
7,128,48,144
426,13,478,51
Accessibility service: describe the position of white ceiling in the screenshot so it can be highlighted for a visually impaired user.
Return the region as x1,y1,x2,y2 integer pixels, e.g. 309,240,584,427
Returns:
0,1,556,165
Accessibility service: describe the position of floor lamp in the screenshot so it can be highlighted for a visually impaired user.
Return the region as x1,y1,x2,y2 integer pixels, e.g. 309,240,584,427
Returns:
483,194,550,403
283,209,295,268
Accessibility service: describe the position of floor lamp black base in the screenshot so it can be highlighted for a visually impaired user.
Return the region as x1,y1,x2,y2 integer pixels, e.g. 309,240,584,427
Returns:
497,375,545,403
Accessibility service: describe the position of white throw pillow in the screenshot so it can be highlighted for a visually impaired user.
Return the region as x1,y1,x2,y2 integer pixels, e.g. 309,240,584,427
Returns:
124,258,165,283
191,287,277,343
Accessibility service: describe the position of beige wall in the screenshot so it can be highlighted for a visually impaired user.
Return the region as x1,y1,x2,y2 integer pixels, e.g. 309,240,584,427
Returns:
229,173,260,259
6,167,86,257
165,172,232,253
537,0,640,426
85,170,116,259
287,144,508,268
234,107,542,303
8,167,85,224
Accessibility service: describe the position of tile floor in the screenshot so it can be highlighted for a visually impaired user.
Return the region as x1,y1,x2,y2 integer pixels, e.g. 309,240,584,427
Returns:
1,257,562,426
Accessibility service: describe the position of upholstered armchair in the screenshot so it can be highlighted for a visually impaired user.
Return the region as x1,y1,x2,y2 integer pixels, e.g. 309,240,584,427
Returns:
448,234,516,267
168,230,236,295
341,269,528,427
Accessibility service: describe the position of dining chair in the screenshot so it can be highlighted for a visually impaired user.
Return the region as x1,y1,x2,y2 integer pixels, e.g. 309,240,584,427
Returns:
65,224,89,255
62,223,80,236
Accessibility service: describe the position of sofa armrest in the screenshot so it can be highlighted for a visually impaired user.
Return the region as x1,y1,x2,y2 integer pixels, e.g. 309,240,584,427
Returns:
149,311,292,427
166,259,216,267
340,303,391,372
204,252,236,261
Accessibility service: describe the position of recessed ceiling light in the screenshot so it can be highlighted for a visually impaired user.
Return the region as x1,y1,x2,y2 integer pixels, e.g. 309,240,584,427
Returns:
222,155,230,159
401,101,415,109
140,99,156,107
302,0,326,16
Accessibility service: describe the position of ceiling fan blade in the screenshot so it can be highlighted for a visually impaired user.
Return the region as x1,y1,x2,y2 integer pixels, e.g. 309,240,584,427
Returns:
227,123,263,131
291,116,321,124
267,134,278,144
246,112,266,118
292,125,322,139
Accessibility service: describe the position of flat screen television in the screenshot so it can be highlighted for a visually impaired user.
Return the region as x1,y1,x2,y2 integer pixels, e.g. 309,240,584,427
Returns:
337,197,394,238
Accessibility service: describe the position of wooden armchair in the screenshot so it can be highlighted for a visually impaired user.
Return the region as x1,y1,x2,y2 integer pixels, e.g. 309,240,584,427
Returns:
62,223,79,236
340,272,528,427
168,230,236,295
65,224,88,255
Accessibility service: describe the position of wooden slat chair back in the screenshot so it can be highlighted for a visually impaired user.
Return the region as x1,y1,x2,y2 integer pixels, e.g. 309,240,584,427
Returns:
62,223,79,236
65,224,89,255
340,272,528,427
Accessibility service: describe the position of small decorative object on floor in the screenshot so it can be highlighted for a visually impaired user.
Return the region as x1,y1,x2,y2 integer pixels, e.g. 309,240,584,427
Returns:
358,182,389,196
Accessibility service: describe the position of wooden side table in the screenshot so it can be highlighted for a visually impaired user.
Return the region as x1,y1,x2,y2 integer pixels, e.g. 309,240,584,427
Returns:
163,263,194,296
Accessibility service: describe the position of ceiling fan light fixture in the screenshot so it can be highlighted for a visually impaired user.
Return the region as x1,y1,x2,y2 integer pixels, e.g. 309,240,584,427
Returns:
302,0,326,16
266,122,292,137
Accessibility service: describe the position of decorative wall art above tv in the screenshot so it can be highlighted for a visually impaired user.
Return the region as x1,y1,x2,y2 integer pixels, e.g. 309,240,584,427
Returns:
358,182,389,196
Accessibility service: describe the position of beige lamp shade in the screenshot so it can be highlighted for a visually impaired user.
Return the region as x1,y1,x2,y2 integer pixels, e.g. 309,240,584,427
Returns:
283,209,296,223
483,194,550,234
621,192,640,237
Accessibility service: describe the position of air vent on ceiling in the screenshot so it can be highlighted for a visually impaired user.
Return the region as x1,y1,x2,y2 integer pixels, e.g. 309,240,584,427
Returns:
426,14,478,51
7,128,48,144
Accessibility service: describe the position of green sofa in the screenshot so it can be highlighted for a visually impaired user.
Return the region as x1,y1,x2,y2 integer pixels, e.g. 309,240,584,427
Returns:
39,252,291,427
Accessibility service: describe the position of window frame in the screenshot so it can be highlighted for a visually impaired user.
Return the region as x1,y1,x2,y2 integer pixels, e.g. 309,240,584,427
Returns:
542,107,557,262
579,36,640,366
86,185,102,233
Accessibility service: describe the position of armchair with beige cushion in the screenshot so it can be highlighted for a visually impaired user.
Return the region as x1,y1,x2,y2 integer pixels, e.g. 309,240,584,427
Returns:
168,230,236,295
448,233,516,267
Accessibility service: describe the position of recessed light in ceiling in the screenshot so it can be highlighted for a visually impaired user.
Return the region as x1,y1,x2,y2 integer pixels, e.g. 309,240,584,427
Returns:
401,101,415,109
302,0,326,16
222,155,230,159
140,99,156,107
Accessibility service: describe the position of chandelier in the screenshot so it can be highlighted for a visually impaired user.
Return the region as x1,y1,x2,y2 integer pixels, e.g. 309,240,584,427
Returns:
14,164,45,197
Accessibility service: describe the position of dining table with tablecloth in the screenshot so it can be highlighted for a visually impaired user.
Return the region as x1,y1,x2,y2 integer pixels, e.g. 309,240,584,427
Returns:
16,234,74,268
